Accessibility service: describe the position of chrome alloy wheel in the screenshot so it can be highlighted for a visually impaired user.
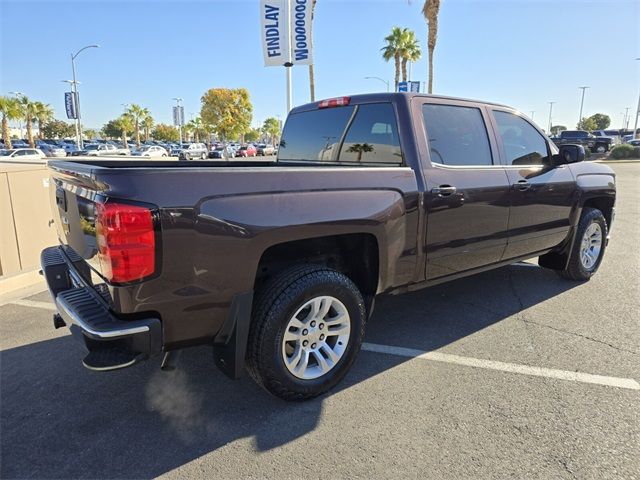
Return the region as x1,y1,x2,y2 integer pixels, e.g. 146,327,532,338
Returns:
281,296,351,380
579,222,603,270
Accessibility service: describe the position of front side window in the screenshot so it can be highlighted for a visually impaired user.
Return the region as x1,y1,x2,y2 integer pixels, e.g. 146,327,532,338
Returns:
493,111,550,166
422,104,493,166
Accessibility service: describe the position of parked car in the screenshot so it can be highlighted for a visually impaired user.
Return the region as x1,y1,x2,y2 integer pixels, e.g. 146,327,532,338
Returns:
39,144,67,158
236,144,257,157
178,142,208,160
9,140,29,149
0,148,46,162
41,93,616,401
71,143,129,156
208,145,235,159
627,139,640,146
132,145,168,157
552,130,612,153
256,144,276,156
592,130,621,145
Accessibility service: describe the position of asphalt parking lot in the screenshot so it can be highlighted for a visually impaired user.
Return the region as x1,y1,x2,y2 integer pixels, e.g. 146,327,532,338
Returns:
1,162,638,479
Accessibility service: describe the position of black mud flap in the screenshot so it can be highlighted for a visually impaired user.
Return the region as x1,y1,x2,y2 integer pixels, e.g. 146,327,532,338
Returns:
212,291,253,379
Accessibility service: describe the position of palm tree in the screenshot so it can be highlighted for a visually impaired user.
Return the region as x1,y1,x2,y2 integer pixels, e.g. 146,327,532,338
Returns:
422,0,441,94
125,104,148,147
187,117,204,142
399,30,421,82
114,114,134,148
18,96,37,147
33,102,54,139
142,113,154,142
0,96,21,149
382,27,406,91
308,0,317,101
346,143,374,162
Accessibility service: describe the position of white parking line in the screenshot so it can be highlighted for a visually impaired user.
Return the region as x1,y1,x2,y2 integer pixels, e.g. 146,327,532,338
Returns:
10,300,56,311
362,342,640,391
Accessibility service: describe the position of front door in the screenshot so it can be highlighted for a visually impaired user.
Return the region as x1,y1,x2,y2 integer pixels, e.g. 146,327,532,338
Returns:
418,100,511,280
489,109,576,259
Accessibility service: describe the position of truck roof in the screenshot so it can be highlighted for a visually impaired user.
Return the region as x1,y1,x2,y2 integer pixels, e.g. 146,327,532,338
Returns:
290,92,511,114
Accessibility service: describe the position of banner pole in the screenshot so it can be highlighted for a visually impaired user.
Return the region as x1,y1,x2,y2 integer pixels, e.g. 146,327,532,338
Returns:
285,0,292,113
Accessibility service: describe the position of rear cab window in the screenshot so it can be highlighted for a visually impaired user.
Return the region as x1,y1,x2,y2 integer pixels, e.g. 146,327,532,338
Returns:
278,101,403,166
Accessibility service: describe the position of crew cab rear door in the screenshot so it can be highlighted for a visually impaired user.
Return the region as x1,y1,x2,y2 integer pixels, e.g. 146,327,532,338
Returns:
414,98,511,280
488,108,576,259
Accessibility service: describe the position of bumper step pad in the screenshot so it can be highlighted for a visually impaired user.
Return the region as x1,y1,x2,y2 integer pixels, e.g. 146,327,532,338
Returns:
83,348,146,372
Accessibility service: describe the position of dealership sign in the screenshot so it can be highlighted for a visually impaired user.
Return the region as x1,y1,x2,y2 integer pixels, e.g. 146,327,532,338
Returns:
260,0,313,67
64,92,77,119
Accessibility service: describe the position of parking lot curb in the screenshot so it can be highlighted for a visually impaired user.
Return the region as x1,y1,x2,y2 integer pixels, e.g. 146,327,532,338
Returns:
0,268,47,305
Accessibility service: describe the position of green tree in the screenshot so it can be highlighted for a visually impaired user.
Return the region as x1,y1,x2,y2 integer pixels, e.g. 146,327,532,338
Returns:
187,117,207,142
114,114,135,147
577,116,597,131
200,88,253,141
0,96,21,149
262,117,281,145
83,128,98,140
101,119,122,139
586,113,611,130
33,102,54,139
125,104,149,147
382,27,405,91
399,29,421,82
18,96,37,147
152,123,179,142
245,128,261,142
142,113,154,142
41,120,75,139
551,125,567,135
422,0,441,93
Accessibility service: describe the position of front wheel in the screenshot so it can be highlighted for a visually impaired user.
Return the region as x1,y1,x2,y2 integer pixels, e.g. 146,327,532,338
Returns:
595,144,607,153
246,264,366,401
201,152,206,159
558,207,607,281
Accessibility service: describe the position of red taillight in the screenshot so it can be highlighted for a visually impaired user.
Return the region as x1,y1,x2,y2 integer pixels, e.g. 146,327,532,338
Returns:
95,202,155,283
318,96,350,108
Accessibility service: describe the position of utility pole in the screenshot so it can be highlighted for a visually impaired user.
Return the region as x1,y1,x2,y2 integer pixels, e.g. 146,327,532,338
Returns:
70,44,100,149
547,101,555,134
578,86,590,126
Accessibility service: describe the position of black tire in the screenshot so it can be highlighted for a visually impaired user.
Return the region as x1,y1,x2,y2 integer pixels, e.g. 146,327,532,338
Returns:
595,143,607,153
246,264,366,401
558,207,607,281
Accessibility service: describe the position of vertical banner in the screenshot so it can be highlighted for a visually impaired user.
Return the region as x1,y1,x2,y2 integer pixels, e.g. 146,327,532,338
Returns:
172,106,184,126
64,92,77,119
290,0,313,65
260,0,313,66
260,0,289,66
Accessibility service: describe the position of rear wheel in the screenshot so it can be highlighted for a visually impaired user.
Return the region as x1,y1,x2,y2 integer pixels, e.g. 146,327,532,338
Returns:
247,264,366,400
201,152,206,159
595,143,607,153
558,207,607,281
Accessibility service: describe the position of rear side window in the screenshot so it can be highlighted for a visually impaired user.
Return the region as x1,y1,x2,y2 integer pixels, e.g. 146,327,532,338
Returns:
338,103,402,164
279,106,355,162
422,104,493,166
279,103,402,166
493,111,550,166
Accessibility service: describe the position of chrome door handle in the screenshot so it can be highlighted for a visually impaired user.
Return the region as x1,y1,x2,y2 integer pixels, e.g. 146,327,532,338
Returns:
515,180,531,191
431,185,457,196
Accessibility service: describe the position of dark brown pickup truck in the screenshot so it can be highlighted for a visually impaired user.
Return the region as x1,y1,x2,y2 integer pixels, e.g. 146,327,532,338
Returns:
41,93,616,400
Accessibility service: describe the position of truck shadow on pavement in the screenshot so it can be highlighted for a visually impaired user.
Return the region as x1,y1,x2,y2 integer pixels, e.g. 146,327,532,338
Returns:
1,263,578,479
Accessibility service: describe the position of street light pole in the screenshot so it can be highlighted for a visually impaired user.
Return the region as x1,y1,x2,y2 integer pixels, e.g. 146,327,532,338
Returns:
61,81,80,143
578,86,590,126
364,76,390,92
633,58,640,139
9,91,24,138
70,44,100,149
172,98,183,145
624,107,631,130
547,101,555,134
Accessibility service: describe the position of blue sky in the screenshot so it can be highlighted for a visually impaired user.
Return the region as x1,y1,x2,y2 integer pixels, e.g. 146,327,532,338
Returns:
1,0,638,131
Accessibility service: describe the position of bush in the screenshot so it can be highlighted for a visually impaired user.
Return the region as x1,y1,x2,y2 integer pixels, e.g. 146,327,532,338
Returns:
634,146,640,159
584,147,591,159
610,144,635,159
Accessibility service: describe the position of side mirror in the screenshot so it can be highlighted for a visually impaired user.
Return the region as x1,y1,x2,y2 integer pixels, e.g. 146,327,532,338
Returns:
553,144,585,166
